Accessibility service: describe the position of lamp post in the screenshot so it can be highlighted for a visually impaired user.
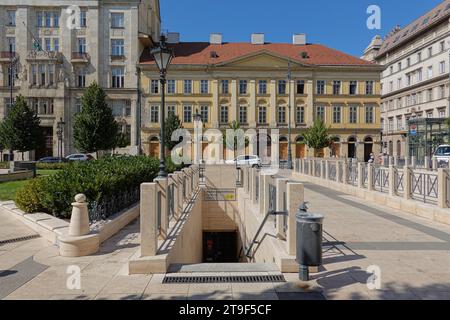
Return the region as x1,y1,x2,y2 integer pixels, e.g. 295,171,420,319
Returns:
193,109,202,164
151,35,174,179
56,117,65,159
286,60,293,169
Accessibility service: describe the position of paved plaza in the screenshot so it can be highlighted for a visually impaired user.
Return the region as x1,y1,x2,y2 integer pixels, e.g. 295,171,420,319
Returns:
1,173,450,300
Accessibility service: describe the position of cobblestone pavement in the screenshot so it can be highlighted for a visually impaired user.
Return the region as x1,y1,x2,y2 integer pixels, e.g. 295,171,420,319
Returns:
1,175,450,300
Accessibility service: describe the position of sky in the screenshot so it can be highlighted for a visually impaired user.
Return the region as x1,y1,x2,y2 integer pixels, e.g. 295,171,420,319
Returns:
160,0,444,57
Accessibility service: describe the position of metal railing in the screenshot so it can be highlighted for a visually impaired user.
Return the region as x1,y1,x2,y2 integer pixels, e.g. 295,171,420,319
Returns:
255,174,260,201
411,171,438,204
347,162,358,186
395,169,404,195
373,166,389,193
362,164,368,188
314,161,321,177
268,183,277,228
168,183,175,221
328,162,336,181
89,186,139,222
236,167,243,187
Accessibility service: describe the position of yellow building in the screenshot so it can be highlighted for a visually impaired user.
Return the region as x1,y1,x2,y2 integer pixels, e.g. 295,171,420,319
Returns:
139,33,383,161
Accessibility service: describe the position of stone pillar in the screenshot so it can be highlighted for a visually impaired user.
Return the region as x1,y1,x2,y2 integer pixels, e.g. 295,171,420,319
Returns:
140,183,158,256
325,160,329,180
155,177,168,239
424,157,430,170
411,156,416,168
68,194,90,236
367,163,374,191
336,160,340,183
286,182,304,256
276,177,289,240
169,174,180,220
177,172,184,212
260,173,268,215
388,165,395,197
321,160,326,179
251,168,258,205
357,163,364,188
432,157,438,171
403,166,412,200
342,160,348,185
437,168,447,208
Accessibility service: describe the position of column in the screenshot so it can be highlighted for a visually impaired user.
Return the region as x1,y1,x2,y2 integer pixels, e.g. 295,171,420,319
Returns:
437,168,446,208
286,182,304,255
155,177,168,239
403,166,412,200
140,183,157,256
388,165,395,197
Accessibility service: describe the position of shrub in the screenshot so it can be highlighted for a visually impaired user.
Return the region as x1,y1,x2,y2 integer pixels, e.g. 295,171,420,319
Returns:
0,161,9,169
15,178,47,213
16,155,164,218
36,162,69,170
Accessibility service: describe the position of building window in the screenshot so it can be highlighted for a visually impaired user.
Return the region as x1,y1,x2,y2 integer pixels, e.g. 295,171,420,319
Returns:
427,66,433,79
297,80,305,94
200,105,208,123
111,100,124,116
365,106,374,124
349,105,358,124
45,38,51,51
77,69,86,88
220,105,229,124
4,98,13,116
77,38,86,53
200,80,208,94
439,61,446,74
183,105,192,122
278,80,286,95
417,51,422,62
39,64,46,85
167,105,176,116
48,64,55,85
37,11,59,28
167,80,175,94
258,80,267,94
53,38,59,52
428,88,433,101
31,65,37,85
398,62,402,71
439,109,446,118
239,106,247,124
7,10,16,26
417,69,423,82
111,13,124,28
316,80,325,95
184,80,192,94
53,12,59,27
428,47,433,58
150,80,159,94
315,106,325,121
6,37,15,52
278,106,286,124
150,105,159,123
426,110,433,118
111,67,124,88
80,11,87,27
364,81,373,95
406,58,411,67
296,106,305,124
125,100,131,116
258,106,267,124
111,39,124,56
349,81,357,95
441,41,446,52
440,85,446,99
332,106,341,123
45,12,51,27
221,80,229,94
75,99,82,114
332,81,341,95
406,74,411,86
239,80,247,94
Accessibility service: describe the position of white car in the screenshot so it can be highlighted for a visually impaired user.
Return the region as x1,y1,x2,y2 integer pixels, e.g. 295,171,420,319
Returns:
65,154,94,162
433,145,450,166
226,155,261,168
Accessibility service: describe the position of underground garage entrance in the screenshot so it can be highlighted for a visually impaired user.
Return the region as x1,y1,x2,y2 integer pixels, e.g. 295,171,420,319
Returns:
203,232,238,263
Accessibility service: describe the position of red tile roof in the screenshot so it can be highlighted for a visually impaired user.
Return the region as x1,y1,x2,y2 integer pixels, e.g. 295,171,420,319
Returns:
140,42,377,67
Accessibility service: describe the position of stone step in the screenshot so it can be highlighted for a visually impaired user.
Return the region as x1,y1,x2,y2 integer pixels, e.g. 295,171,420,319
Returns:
168,263,281,273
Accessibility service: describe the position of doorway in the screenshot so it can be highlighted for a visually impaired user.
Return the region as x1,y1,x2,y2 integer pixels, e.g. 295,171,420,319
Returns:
203,232,238,263
348,137,356,159
364,137,373,162
35,126,53,160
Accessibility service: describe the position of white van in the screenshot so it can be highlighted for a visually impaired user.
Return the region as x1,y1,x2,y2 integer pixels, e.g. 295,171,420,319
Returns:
433,145,450,165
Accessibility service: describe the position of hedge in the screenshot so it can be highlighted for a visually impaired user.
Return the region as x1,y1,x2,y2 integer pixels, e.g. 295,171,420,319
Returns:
15,155,179,219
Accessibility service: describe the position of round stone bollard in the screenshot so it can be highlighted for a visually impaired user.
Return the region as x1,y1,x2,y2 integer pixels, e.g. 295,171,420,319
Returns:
69,194,90,237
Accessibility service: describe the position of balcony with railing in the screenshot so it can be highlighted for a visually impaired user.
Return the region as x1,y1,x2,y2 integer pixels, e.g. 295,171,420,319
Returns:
71,52,90,63
0,51,18,62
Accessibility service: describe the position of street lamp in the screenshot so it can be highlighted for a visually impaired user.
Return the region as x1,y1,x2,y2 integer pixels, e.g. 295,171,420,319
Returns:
286,60,293,169
151,35,174,178
193,109,202,164
56,117,65,159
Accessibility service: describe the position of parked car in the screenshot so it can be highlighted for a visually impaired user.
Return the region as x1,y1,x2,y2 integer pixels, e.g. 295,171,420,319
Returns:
65,154,94,162
226,155,261,168
38,157,67,163
433,145,450,166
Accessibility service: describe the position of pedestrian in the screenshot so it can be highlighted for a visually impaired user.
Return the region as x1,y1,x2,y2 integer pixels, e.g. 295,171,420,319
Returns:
368,152,375,164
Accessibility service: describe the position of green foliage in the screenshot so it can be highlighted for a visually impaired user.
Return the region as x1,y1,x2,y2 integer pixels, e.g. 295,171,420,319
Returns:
164,111,182,151
73,82,119,154
223,121,248,151
302,119,332,152
0,162,9,169
15,156,164,218
36,162,69,170
15,178,46,213
165,156,183,173
0,95,44,158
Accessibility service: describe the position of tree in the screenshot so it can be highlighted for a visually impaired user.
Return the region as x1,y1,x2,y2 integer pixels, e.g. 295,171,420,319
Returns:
223,121,248,151
0,95,43,160
164,111,182,151
73,82,119,157
112,131,130,154
302,119,332,157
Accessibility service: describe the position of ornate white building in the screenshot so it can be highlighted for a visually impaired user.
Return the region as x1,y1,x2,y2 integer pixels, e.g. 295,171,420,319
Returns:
363,0,450,159
0,0,160,160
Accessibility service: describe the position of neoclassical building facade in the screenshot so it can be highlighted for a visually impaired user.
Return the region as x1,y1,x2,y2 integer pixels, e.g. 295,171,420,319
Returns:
0,0,160,159
139,34,383,162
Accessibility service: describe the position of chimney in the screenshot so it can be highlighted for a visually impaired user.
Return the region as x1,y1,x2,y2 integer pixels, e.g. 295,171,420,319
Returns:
167,32,180,44
293,33,306,45
251,33,265,45
210,33,222,45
